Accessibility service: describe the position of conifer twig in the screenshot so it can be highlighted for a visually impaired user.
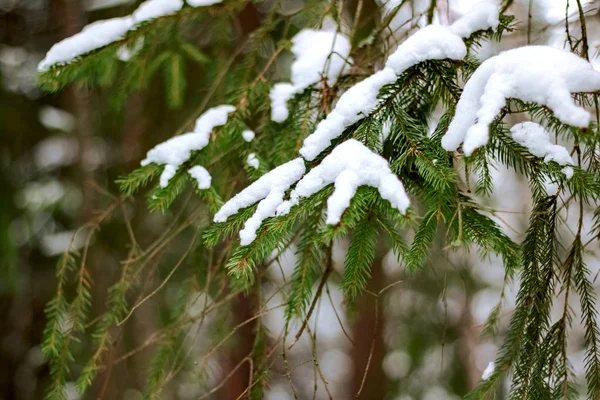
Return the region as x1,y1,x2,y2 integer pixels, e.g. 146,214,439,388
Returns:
289,250,334,349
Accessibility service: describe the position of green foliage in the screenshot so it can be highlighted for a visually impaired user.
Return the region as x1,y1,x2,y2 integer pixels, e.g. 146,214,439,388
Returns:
117,163,162,195
37,0,600,398
341,213,378,298
164,53,186,108
42,249,91,400
36,3,232,94
405,208,439,271
284,212,327,323
571,238,600,398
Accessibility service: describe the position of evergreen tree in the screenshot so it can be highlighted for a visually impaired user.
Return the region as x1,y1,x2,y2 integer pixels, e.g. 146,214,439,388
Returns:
36,0,600,398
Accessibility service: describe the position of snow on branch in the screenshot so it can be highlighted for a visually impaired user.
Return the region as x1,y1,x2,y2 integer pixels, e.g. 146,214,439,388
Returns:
247,153,259,169
188,166,212,189
214,141,408,246
448,1,500,39
510,122,573,177
38,17,133,72
441,46,600,156
270,28,352,123
277,139,410,225
38,0,222,71
214,158,306,245
131,0,183,24
242,130,255,142
299,1,500,161
481,361,495,380
218,1,500,243
141,104,235,187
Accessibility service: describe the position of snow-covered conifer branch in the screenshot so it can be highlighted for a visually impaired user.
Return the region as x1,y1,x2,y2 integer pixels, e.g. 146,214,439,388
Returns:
299,1,500,161
277,139,409,224
38,0,224,72
213,158,306,245
214,140,409,245
509,122,573,177
141,104,235,187
269,27,353,123
212,2,503,246
442,46,600,156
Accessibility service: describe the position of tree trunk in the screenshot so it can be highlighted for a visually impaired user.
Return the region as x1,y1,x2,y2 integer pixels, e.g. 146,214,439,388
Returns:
219,291,258,400
351,255,388,399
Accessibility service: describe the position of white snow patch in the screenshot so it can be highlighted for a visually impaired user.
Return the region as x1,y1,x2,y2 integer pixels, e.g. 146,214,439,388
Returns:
187,0,222,6
510,122,573,170
288,30,351,89
278,139,409,224
242,129,255,142
449,1,500,39
214,158,306,245
141,105,235,187
247,153,259,169
299,68,396,160
481,361,495,380
441,46,600,156
270,84,297,123
132,0,183,24
38,0,222,71
38,17,133,71
188,165,211,189
269,29,352,123
384,25,468,74
300,2,499,161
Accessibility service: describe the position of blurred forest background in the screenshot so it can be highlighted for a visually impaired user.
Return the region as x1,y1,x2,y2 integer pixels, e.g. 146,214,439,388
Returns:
3,0,600,399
